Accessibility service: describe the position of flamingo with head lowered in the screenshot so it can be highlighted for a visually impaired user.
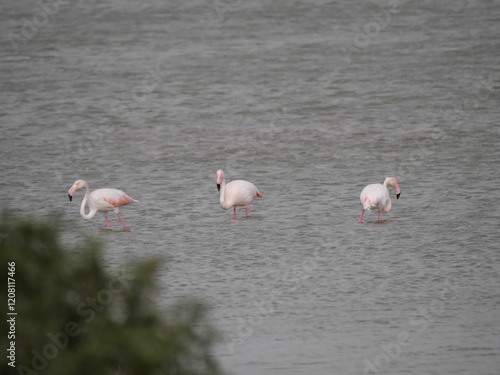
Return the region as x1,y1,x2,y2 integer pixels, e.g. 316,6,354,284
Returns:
216,170,264,218
68,180,138,229
358,177,401,223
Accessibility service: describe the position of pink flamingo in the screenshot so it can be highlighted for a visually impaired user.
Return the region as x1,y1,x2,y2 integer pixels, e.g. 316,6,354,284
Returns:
216,169,264,218
358,177,401,223
68,180,138,229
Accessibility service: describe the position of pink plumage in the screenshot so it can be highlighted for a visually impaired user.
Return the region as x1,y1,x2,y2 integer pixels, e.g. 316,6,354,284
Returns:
358,177,401,223
68,180,138,229
216,170,264,218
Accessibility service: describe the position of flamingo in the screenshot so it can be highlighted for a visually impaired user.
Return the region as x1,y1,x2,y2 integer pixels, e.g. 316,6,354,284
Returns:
216,169,264,218
68,180,138,229
358,177,401,223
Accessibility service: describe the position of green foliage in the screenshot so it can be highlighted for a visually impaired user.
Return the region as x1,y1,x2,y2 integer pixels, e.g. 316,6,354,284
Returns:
0,214,224,375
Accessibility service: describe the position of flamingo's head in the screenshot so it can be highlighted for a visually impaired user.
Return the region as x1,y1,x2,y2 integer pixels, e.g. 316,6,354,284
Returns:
216,170,224,191
384,177,401,199
68,180,87,201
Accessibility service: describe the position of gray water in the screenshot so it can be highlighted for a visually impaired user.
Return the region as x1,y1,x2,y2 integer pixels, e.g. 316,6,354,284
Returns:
1,0,499,374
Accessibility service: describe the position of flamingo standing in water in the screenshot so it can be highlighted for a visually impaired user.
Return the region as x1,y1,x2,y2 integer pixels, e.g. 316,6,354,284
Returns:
216,169,264,218
358,177,401,223
68,180,138,229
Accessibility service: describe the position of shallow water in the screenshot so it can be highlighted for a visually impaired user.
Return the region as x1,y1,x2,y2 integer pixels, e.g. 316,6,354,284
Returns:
1,0,499,374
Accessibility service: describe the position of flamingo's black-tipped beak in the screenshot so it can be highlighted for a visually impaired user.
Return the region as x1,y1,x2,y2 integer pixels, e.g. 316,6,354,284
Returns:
396,193,400,199
217,184,220,192
68,194,72,202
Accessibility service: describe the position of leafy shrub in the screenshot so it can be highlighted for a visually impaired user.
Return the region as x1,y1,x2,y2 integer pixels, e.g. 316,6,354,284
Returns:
0,214,224,375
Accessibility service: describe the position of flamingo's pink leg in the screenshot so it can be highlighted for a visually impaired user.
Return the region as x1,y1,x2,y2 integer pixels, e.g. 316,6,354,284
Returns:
377,211,381,221
358,209,365,224
233,207,237,219
116,213,128,228
105,215,111,230
245,207,249,217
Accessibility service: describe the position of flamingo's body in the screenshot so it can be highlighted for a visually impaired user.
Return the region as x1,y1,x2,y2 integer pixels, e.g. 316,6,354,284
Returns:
216,170,264,218
68,180,138,229
358,177,401,223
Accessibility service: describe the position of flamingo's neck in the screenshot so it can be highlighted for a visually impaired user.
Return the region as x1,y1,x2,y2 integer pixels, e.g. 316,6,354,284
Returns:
80,185,97,220
383,179,393,189
383,180,396,190
219,175,231,209
219,175,225,202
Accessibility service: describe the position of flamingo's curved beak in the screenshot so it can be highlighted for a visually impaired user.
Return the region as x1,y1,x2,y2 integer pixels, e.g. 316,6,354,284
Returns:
68,194,73,202
396,193,400,199
217,184,220,192
395,185,401,199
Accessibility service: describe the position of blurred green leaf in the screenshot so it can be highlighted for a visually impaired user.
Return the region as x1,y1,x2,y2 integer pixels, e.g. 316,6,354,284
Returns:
0,213,225,375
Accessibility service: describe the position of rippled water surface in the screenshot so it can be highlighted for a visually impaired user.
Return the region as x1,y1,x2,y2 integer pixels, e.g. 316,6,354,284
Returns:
1,0,499,374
